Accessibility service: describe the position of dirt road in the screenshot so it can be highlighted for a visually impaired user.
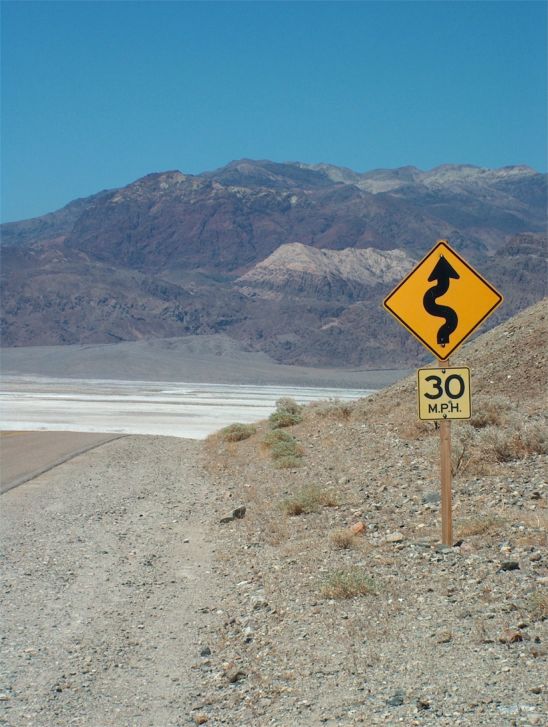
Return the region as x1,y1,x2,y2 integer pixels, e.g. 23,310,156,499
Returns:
0,431,122,493
0,435,221,727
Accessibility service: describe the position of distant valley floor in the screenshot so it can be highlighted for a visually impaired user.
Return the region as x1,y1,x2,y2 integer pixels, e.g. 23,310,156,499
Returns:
0,335,409,388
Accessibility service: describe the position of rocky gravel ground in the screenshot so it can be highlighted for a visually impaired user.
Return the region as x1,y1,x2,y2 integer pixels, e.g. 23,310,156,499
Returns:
198,301,547,726
0,437,221,727
0,300,546,726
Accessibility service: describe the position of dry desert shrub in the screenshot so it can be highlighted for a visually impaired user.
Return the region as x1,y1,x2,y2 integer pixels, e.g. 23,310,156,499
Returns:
309,398,354,421
527,590,548,622
456,514,506,538
321,568,377,599
273,455,304,470
449,417,547,476
479,420,547,462
400,418,436,441
469,395,513,429
281,485,338,516
219,423,257,442
329,528,359,549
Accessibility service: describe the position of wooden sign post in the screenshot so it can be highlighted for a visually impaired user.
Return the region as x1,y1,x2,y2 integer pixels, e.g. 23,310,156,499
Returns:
438,358,453,546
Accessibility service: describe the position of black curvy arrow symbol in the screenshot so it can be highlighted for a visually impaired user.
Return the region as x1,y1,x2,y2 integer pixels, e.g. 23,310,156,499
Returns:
423,255,460,345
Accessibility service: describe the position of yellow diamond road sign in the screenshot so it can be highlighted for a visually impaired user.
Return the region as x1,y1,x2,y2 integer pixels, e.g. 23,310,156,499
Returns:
383,240,503,360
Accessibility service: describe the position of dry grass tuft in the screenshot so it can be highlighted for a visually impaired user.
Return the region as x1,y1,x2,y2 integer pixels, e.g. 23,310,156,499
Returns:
280,485,338,516
526,590,548,622
456,514,506,538
219,423,257,442
310,399,355,421
469,395,512,429
273,455,304,470
321,568,377,599
480,421,547,462
449,417,547,476
329,529,359,549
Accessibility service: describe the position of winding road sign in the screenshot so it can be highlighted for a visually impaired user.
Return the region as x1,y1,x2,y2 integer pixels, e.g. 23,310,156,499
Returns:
383,240,503,360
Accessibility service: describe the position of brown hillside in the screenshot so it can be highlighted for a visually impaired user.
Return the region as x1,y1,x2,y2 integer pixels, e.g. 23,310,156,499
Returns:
198,300,547,725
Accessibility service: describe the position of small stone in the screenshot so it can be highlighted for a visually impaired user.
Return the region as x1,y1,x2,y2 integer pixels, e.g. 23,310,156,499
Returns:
232,506,246,519
350,521,365,535
500,560,520,571
200,646,211,657
528,714,543,725
386,531,404,543
194,715,209,725
421,492,440,504
437,631,453,644
387,690,405,706
220,516,234,524
434,544,454,554
498,628,523,644
225,665,246,683
530,686,542,694
529,552,541,562
416,698,431,710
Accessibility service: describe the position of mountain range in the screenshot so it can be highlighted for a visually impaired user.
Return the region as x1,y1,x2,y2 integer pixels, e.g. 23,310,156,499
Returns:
1,159,546,368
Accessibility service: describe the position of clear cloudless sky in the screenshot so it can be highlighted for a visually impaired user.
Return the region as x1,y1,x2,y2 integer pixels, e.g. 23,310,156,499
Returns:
1,0,546,222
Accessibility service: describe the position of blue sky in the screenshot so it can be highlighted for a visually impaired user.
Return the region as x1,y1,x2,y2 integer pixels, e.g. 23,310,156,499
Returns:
1,1,546,222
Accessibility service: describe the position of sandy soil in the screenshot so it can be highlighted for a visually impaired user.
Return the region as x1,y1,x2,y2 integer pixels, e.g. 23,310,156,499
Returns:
0,432,121,493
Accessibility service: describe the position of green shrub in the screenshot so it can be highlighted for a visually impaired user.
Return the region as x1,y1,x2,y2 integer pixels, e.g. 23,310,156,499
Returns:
270,439,304,461
269,397,303,429
262,430,296,447
275,397,302,415
220,423,256,442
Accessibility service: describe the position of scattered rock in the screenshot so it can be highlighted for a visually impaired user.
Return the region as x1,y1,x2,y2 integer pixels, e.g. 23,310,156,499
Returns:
200,646,212,657
387,689,405,706
232,506,247,519
416,698,431,710
220,516,234,524
225,665,246,683
194,714,209,725
499,629,523,644
385,531,404,543
500,561,520,571
436,631,453,644
350,521,365,535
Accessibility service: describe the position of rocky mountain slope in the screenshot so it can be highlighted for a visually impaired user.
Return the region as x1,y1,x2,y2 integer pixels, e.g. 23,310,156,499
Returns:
200,299,547,725
1,160,546,368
